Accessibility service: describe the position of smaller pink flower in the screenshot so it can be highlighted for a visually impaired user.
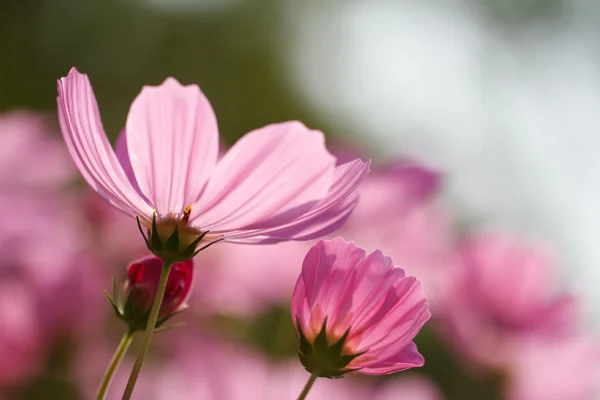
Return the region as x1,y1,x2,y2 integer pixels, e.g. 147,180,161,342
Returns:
291,237,430,377
111,256,194,331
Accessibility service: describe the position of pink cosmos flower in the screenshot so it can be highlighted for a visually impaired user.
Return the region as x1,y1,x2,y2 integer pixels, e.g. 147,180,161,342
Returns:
292,237,430,377
57,68,369,261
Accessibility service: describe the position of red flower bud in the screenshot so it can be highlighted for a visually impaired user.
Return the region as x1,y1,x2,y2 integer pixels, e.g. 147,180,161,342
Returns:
109,255,194,332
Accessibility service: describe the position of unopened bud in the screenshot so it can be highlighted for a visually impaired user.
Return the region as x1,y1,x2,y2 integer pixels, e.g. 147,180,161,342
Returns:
106,255,194,332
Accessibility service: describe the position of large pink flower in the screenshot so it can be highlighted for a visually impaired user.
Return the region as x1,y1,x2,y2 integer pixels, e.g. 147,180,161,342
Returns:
292,237,430,377
57,68,369,259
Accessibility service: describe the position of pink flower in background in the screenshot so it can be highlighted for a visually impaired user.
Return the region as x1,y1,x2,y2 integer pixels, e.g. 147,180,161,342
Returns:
57,68,369,261
439,231,579,368
0,282,43,388
292,237,430,377
0,111,73,191
0,110,105,337
505,333,600,400
371,376,444,400
193,241,308,316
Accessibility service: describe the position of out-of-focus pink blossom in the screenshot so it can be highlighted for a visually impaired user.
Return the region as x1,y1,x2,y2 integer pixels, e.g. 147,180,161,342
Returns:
0,111,74,191
370,376,444,400
292,237,430,377
0,282,43,388
57,68,369,259
505,333,600,400
438,230,600,398
439,231,580,368
193,241,307,316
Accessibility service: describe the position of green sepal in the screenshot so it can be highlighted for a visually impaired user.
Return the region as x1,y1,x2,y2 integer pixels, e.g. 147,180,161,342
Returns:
104,291,121,317
136,216,151,250
165,224,180,252
150,213,164,251
295,318,364,378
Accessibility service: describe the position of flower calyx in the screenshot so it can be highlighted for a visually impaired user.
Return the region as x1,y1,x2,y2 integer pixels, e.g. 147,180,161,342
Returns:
137,213,222,263
295,318,363,378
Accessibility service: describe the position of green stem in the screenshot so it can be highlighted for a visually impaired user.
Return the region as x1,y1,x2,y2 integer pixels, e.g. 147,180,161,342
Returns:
296,372,319,400
121,262,173,400
96,330,134,400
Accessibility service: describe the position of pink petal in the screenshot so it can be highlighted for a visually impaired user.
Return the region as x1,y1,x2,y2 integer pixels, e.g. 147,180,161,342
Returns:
352,278,429,352
115,129,146,200
357,342,425,375
125,78,219,217
222,159,370,243
57,68,152,218
190,121,336,231
301,238,366,310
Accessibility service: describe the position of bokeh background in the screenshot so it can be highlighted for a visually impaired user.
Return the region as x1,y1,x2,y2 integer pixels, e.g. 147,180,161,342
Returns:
2,0,600,399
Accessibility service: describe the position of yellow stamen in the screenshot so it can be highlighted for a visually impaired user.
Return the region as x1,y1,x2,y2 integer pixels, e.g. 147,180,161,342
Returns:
182,204,193,225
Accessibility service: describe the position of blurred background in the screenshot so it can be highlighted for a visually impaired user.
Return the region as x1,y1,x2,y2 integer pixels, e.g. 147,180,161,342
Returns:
2,0,600,398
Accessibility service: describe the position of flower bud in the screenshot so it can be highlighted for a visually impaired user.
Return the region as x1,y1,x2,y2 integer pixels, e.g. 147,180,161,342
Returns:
107,255,194,332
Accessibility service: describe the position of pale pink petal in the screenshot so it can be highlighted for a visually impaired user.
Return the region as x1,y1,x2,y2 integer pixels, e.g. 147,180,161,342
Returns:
57,68,152,218
190,121,336,231
115,129,146,200
358,342,424,375
125,78,219,217
223,159,370,243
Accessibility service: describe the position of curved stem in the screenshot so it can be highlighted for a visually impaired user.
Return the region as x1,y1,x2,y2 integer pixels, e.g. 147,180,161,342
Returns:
96,330,134,400
121,262,173,400
296,372,319,400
